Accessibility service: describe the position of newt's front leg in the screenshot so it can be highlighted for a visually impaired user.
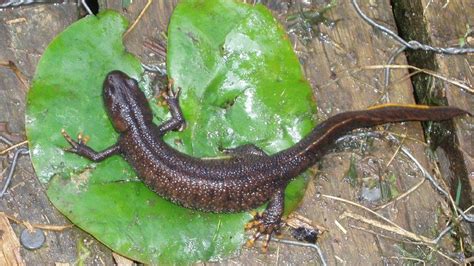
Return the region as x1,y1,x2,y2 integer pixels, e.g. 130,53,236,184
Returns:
156,80,186,135
62,129,121,162
246,188,285,252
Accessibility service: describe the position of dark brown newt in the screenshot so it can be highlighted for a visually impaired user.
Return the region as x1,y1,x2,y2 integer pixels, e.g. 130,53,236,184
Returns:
62,70,470,248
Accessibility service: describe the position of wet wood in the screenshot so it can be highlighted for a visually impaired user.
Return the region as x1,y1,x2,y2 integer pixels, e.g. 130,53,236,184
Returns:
0,0,471,264
419,0,473,207
268,1,456,264
0,213,24,266
392,0,473,231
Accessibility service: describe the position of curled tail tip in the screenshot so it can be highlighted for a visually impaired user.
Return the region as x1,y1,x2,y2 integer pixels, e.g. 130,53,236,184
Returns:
418,106,471,120
444,107,472,117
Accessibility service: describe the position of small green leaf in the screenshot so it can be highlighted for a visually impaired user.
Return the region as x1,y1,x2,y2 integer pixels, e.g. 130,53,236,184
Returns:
345,156,359,187
380,173,399,200
455,178,462,205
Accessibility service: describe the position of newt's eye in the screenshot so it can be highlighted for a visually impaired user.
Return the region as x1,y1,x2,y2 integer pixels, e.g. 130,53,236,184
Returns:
107,75,117,84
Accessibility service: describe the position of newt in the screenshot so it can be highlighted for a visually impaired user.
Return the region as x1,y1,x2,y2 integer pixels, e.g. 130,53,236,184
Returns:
62,70,469,249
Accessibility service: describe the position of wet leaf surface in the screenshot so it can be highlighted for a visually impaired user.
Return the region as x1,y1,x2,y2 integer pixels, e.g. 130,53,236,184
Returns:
26,0,316,263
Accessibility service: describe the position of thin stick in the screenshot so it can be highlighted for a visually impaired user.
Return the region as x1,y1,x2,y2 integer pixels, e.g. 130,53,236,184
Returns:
385,136,405,168
340,211,435,244
124,0,153,38
362,64,473,93
0,140,28,155
2,212,73,231
350,224,459,263
387,256,426,265
349,224,420,245
334,219,347,234
322,194,405,231
427,245,459,264
0,60,29,91
374,178,426,210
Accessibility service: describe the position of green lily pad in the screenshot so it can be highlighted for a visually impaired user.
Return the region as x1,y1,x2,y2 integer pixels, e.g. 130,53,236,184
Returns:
26,1,316,264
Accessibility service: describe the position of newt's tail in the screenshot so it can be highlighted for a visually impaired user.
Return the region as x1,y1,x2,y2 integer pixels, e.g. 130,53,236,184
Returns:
292,104,470,163
356,104,472,126
365,104,471,121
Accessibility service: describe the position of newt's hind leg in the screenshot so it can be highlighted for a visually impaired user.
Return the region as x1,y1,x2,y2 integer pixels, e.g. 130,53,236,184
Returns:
245,188,285,252
157,80,186,134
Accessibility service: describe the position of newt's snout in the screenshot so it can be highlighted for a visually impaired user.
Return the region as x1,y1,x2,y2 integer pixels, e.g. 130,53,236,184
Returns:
102,70,153,133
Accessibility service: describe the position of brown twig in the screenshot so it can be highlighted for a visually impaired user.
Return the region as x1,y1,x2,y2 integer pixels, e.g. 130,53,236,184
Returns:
2,212,73,231
339,211,435,244
387,256,426,265
322,194,461,262
385,134,405,168
427,246,459,264
362,64,474,93
0,60,29,91
350,224,458,264
349,224,419,244
322,194,405,231
334,219,347,234
373,178,426,211
0,140,28,155
123,0,153,38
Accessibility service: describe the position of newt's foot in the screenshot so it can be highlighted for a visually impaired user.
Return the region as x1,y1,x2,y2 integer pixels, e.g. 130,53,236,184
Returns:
162,80,186,132
163,79,181,109
159,79,181,104
61,129,89,155
164,79,181,99
245,211,284,252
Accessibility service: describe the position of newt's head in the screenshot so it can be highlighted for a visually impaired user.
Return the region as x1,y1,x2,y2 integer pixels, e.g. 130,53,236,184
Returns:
103,71,153,132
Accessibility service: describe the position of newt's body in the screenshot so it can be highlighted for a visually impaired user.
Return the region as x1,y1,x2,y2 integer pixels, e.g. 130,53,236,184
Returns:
63,71,469,246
